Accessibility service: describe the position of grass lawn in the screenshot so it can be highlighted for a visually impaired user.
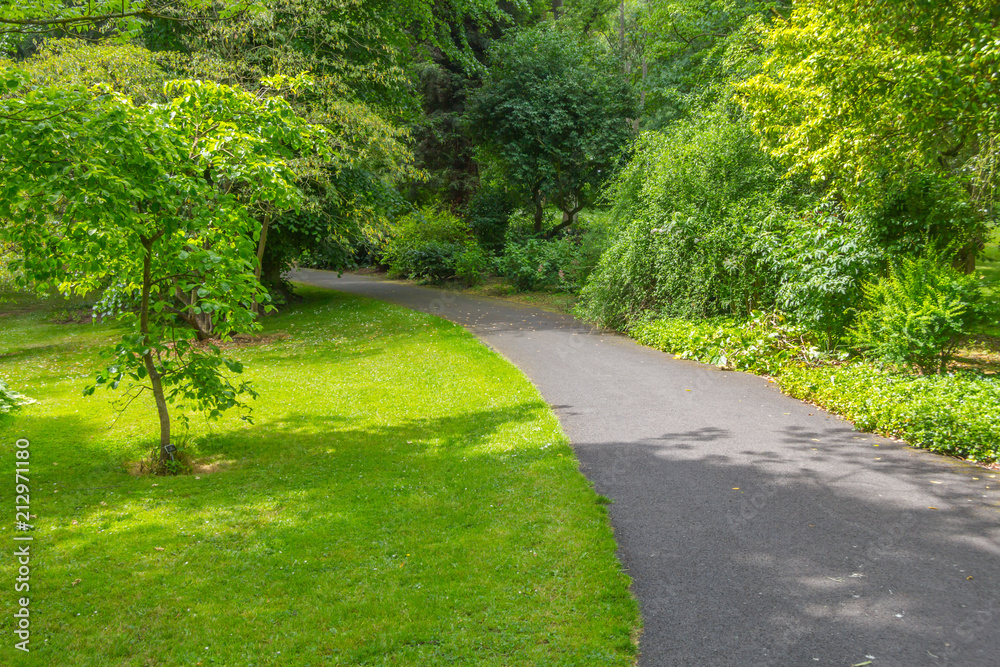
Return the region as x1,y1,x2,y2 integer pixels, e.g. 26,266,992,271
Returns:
0,285,638,666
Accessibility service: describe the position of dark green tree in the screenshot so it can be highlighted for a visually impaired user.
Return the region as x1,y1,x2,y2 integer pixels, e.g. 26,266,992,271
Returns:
466,25,637,234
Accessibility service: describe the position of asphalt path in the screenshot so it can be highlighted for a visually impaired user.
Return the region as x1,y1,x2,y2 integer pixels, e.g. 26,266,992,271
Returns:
294,269,1000,667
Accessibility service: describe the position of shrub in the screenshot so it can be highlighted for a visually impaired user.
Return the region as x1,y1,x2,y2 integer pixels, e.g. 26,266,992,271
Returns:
781,364,1000,462
383,206,484,284
464,186,516,255
496,236,583,292
578,111,802,330
454,244,490,286
768,204,885,348
403,241,465,283
848,255,989,373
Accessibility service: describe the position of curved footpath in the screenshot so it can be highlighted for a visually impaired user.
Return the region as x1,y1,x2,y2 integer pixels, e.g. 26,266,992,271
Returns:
294,269,1000,667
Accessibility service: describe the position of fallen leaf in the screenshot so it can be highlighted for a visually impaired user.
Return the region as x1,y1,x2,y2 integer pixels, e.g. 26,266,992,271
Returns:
928,507,939,510
71,579,81,587
967,576,973,580
154,547,165,551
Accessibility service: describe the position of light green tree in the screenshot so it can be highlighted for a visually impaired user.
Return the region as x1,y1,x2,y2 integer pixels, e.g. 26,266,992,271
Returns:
735,0,1000,265
0,71,326,463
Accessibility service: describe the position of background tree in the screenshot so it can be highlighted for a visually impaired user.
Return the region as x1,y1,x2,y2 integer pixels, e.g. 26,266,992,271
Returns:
145,0,522,293
466,26,637,234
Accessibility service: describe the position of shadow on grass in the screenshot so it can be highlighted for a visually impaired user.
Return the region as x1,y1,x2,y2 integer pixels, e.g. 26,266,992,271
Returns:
9,399,631,666
195,400,553,464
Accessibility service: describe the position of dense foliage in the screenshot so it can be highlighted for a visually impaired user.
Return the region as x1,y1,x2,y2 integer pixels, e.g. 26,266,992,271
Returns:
382,206,488,284
466,26,637,232
631,312,821,376
849,255,991,372
0,72,324,459
736,0,1000,268
579,110,799,329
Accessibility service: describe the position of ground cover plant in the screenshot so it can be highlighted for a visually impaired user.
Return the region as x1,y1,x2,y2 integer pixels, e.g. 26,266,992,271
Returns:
780,363,1000,464
0,285,638,666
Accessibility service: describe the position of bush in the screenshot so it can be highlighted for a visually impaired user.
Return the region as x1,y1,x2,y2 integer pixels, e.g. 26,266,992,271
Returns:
768,204,885,348
464,186,516,255
403,241,465,282
454,244,489,286
781,364,1000,462
495,236,585,292
578,111,803,330
848,254,989,373
383,206,485,285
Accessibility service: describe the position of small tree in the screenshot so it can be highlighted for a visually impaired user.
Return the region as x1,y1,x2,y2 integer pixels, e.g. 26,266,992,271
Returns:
0,71,324,464
466,26,637,234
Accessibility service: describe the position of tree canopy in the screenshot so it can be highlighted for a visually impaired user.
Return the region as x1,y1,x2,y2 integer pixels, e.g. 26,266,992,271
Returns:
466,26,637,233
736,0,1000,252
0,71,326,458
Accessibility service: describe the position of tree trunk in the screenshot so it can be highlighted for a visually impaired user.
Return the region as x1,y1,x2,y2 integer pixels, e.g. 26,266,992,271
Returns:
532,187,545,234
955,236,982,274
619,0,625,56
552,0,562,21
140,236,171,463
252,212,273,316
172,284,214,340
547,204,584,238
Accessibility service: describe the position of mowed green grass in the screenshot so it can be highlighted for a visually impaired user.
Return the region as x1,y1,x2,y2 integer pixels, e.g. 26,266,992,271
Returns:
0,286,638,666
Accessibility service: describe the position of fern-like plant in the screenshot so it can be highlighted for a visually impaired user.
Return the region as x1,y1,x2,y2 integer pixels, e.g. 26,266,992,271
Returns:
849,255,988,373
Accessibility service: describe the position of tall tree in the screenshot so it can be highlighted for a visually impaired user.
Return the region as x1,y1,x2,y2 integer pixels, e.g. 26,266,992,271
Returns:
466,26,637,233
735,0,1000,266
152,0,522,287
